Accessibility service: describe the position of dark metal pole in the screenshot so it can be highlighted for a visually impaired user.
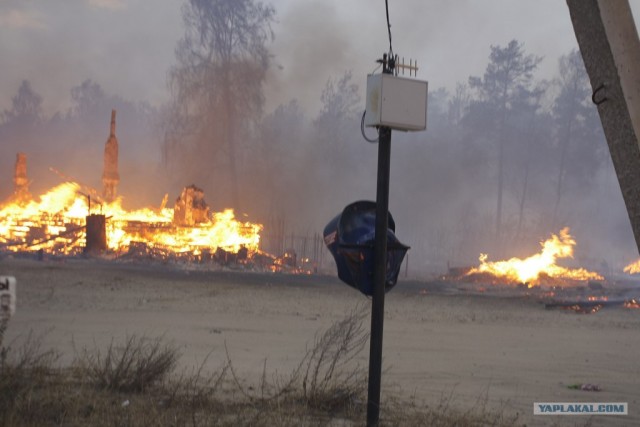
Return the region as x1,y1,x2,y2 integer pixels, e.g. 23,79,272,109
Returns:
366,125,392,426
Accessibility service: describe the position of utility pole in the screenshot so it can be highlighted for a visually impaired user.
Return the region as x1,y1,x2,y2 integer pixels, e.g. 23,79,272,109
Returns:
367,54,393,427
567,0,640,254
322,35,425,427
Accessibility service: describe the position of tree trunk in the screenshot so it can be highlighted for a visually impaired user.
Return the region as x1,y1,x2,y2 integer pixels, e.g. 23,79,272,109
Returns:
552,117,574,227
223,71,241,212
516,155,530,238
495,93,508,248
516,104,540,239
496,133,504,242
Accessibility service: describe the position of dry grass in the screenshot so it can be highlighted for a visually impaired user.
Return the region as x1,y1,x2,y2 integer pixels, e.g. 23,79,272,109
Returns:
0,327,62,426
300,306,369,411
0,312,523,426
381,390,522,427
77,335,179,392
221,305,369,424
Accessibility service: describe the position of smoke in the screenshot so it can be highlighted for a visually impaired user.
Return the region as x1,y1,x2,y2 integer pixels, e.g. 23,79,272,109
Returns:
264,1,369,114
1,0,640,276
0,0,180,116
0,94,164,210
0,1,179,206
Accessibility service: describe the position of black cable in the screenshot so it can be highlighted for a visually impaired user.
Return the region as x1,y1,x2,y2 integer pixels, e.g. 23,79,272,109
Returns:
385,0,393,55
361,111,379,143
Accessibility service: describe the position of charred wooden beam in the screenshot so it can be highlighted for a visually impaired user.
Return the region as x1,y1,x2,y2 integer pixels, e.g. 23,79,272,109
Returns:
85,214,107,254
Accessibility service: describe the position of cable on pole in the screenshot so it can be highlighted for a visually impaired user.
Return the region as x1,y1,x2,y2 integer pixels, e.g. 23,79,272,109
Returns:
385,0,393,55
361,111,379,143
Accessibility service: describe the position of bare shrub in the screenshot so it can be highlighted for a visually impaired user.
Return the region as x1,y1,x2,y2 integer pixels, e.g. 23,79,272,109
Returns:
163,351,228,409
0,329,59,388
221,306,369,419
78,335,179,392
0,329,61,425
299,305,369,411
0,325,520,426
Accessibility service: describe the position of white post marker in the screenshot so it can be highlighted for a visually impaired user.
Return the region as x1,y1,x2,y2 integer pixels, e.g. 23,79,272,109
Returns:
0,276,16,319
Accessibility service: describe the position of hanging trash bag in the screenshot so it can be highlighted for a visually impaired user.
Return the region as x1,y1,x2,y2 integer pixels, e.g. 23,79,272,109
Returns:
323,201,409,296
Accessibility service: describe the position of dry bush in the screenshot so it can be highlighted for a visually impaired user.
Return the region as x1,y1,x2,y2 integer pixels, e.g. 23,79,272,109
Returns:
299,306,369,411
0,312,522,426
78,335,179,392
0,329,59,393
223,305,369,420
0,328,62,426
162,351,228,411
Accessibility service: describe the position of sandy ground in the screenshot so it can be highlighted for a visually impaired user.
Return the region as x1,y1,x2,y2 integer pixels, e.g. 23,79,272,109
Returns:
2,257,640,426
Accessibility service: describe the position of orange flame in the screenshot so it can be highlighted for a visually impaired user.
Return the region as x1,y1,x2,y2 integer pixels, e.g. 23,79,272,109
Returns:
563,304,603,314
465,227,603,287
623,259,640,274
0,182,262,256
624,299,640,309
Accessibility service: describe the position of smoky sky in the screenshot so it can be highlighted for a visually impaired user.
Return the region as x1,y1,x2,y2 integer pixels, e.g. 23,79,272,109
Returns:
0,0,181,115
2,0,640,274
1,0,639,116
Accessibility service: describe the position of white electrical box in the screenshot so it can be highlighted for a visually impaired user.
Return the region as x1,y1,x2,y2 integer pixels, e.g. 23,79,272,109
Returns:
365,74,428,131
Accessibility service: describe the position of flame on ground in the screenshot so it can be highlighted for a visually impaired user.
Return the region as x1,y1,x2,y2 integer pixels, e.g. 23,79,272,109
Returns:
0,182,262,256
465,227,603,287
623,258,640,274
562,304,603,314
624,299,640,309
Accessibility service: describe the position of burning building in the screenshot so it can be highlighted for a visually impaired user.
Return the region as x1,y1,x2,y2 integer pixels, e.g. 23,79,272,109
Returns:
0,110,263,259
0,109,320,272
102,110,119,202
173,185,210,226
0,180,263,259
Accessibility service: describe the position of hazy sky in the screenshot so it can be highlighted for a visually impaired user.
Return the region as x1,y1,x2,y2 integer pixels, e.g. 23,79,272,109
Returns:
1,0,639,117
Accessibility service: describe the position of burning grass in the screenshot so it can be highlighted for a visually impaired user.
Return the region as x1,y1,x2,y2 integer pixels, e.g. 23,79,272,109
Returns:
543,295,640,314
624,298,640,309
0,311,519,426
560,303,605,314
624,258,640,275
465,228,603,287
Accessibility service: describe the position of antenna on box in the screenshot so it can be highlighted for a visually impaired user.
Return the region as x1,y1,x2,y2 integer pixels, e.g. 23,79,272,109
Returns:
376,54,419,77
396,56,419,77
